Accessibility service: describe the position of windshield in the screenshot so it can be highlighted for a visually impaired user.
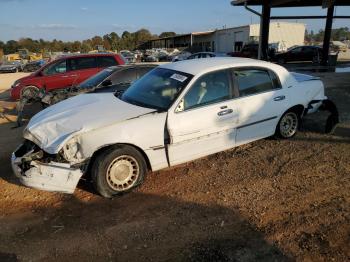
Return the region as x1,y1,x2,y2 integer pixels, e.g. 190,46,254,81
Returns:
79,68,115,88
120,68,193,111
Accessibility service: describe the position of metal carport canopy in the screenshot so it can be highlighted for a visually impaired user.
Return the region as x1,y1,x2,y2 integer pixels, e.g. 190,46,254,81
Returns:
231,0,350,65
232,0,350,7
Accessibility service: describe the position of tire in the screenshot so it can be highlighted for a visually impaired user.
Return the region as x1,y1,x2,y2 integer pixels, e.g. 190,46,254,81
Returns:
20,86,40,100
91,145,147,198
275,111,300,139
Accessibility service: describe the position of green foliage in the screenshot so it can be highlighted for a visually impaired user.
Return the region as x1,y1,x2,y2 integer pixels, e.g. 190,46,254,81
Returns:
306,27,350,42
0,29,159,54
159,32,177,38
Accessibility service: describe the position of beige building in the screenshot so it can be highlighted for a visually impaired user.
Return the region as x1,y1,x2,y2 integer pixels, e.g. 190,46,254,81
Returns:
214,22,306,53
143,22,306,53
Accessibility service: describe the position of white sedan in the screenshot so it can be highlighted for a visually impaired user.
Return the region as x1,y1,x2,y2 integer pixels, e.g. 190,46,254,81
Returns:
11,58,338,197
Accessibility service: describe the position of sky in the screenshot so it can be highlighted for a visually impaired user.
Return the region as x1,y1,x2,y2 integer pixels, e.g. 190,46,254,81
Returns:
0,0,349,42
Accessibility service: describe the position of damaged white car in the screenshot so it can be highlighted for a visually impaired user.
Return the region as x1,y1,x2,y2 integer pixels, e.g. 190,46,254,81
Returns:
12,58,338,197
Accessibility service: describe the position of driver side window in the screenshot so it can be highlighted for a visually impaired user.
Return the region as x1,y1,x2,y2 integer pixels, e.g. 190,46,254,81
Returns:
290,47,302,53
43,60,67,76
182,69,231,110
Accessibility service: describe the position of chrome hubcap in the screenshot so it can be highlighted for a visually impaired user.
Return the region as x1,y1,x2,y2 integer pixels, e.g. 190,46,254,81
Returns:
280,113,298,137
106,155,139,191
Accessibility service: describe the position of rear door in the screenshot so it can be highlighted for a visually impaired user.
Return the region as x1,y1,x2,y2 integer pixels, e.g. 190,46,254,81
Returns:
302,46,317,61
288,46,303,62
69,56,100,86
232,67,289,145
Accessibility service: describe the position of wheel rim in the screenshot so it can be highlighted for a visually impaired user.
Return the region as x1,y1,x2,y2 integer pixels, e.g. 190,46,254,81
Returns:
106,155,140,191
280,112,298,138
21,86,39,100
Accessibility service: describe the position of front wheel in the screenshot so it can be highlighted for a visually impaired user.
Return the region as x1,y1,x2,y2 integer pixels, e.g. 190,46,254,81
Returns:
275,111,299,139
91,145,147,198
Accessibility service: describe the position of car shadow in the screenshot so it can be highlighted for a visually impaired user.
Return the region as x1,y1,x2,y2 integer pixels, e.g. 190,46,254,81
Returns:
0,193,292,261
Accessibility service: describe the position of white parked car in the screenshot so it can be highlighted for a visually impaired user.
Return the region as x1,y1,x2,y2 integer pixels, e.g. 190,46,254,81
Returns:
12,58,338,197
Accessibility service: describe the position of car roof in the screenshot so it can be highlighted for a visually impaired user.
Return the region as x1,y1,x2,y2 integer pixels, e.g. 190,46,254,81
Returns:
159,57,277,75
58,53,118,59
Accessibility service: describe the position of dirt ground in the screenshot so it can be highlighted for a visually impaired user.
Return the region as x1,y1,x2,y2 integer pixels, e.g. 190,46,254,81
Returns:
0,72,30,92
0,72,349,262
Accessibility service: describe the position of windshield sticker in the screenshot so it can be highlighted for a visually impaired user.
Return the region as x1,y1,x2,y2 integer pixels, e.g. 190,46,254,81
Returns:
170,73,187,82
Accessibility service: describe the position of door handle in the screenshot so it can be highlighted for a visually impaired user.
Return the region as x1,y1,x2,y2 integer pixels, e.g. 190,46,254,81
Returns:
217,109,233,116
274,96,286,101
70,74,78,77
61,75,69,78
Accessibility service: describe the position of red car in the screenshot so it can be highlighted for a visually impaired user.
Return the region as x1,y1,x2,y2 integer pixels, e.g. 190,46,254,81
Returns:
11,53,125,100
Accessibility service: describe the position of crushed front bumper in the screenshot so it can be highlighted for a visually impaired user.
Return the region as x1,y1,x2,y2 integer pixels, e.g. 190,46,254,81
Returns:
11,143,83,194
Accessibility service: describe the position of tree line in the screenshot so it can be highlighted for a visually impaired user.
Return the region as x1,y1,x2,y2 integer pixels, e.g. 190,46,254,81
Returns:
305,27,350,43
0,29,177,55
1,27,348,55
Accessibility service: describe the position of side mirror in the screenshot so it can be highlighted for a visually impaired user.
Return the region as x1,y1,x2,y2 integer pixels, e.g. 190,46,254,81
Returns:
102,79,112,87
175,99,185,113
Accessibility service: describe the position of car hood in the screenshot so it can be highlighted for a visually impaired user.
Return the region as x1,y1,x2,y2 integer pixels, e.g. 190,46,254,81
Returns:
16,73,36,82
24,93,156,154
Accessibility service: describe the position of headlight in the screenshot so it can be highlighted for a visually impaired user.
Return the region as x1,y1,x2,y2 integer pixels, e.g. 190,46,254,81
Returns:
62,138,83,163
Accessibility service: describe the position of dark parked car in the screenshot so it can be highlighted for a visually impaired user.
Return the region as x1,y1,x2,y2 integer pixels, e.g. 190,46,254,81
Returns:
74,63,158,94
186,52,228,60
229,43,259,59
229,43,277,59
22,59,46,72
11,53,125,100
274,46,323,64
0,60,23,73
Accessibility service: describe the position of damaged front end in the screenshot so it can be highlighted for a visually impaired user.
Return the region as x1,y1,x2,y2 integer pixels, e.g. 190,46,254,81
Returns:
11,140,84,194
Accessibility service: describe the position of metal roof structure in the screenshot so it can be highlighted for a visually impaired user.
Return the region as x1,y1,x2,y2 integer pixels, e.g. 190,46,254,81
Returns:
231,0,350,65
232,0,350,7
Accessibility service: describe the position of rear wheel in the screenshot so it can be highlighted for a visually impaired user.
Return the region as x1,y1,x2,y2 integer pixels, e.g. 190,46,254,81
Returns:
91,145,147,198
275,111,299,139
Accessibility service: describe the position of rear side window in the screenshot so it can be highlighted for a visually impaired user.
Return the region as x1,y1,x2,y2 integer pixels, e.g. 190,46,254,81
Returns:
70,57,97,70
136,66,155,79
110,68,137,85
234,69,279,97
97,56,117,67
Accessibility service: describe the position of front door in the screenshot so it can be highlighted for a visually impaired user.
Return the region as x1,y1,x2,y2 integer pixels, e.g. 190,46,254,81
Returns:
167,69,239,166
40,60,78,91
232,68,289,145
